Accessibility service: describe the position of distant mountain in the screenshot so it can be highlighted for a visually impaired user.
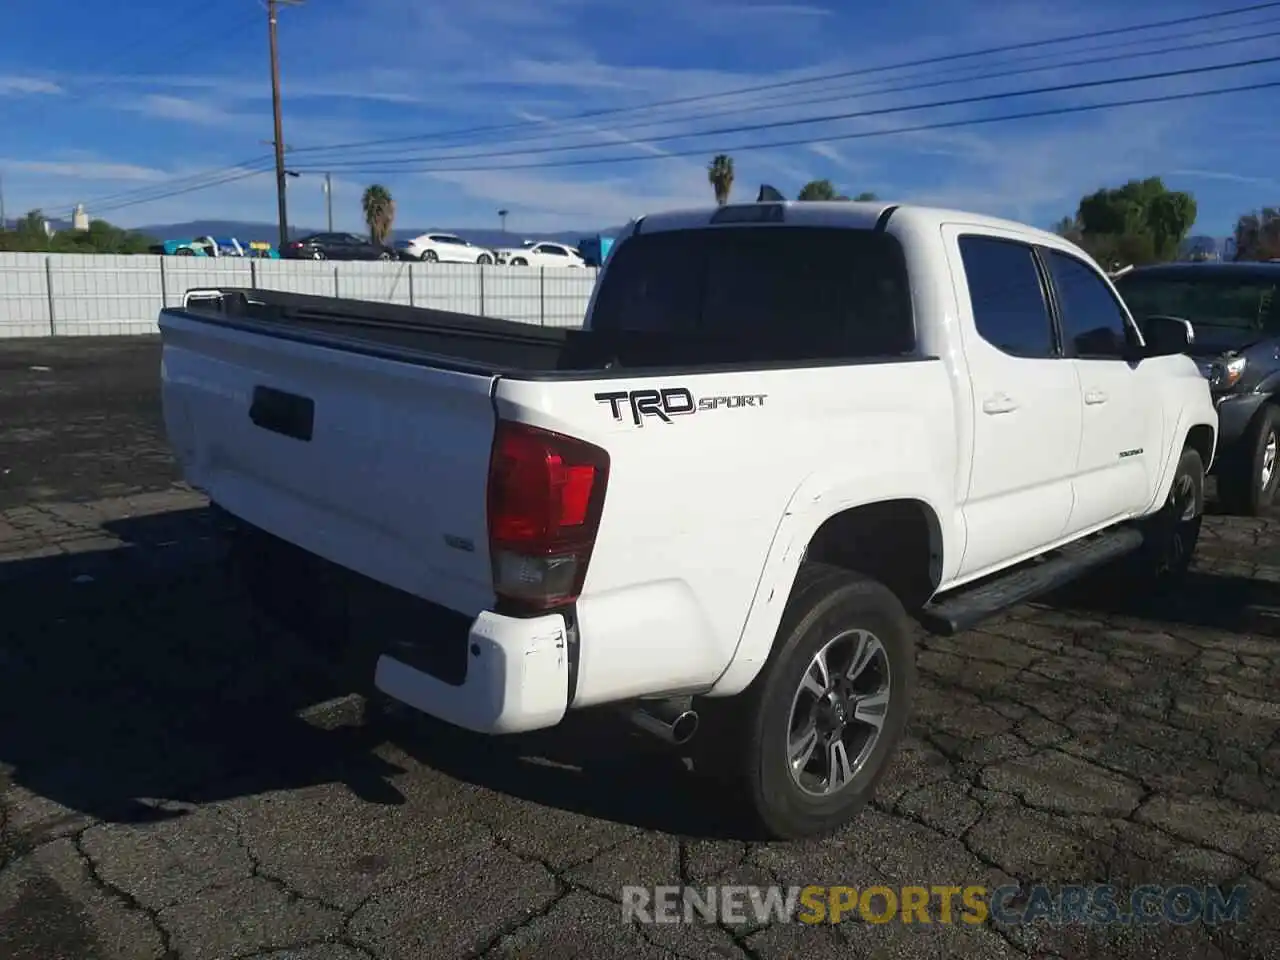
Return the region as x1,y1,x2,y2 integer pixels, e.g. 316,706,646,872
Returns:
1179,235,1234,260
129,220,630,249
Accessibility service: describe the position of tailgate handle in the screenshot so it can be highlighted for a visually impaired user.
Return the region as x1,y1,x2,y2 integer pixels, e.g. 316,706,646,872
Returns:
249,386,314,442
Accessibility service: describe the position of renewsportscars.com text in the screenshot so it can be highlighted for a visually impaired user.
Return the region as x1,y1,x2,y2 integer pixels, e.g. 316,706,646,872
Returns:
621,884,1250,927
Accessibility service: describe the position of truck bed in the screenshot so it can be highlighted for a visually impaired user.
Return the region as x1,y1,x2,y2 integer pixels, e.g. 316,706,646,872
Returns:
173,287,915,380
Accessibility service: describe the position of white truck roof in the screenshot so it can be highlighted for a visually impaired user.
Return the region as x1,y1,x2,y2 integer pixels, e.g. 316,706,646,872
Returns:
633,200,1069,250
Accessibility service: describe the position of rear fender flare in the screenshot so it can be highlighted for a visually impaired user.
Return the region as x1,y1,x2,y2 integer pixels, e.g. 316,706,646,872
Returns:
706,471,950,698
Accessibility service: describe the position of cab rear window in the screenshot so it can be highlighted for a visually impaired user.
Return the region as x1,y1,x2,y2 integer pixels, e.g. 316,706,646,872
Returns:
590,226,915,360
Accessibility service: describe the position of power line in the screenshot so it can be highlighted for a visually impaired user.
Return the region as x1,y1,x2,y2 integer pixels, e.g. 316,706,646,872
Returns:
89,51,1277,215
47,18,1242,219
29,6,1280,219
304,28,1280,167
299,13,1280,162
289,78,1280,176
91,167,271,216
284,0,1280,157
38,156,276,215
301,54,1280,171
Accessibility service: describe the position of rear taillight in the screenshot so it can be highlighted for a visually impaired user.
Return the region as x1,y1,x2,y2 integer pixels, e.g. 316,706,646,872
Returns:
486,420,609,611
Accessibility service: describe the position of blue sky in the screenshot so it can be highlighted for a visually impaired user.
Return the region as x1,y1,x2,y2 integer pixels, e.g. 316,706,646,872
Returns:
1,0,1278,234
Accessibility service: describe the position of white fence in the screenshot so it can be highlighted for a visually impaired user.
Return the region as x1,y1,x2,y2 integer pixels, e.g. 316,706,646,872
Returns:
0,253,600,338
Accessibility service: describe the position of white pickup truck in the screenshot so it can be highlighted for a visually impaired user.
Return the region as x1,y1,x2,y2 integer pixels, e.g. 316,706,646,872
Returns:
159,200,1217,839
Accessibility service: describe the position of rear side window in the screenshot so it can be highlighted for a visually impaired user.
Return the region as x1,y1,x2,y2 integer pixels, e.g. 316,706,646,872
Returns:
958,235,1055,358
591,226,914,359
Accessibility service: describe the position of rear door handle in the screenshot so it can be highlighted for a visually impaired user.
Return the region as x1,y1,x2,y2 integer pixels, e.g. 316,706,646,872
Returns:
982,394,1018,415
1084,390,1109,405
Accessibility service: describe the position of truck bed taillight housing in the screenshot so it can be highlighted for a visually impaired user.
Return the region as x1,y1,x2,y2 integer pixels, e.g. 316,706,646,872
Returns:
486,420,610,611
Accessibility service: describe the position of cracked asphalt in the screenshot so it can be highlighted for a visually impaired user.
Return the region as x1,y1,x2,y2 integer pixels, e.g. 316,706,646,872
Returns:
3,337,1280,959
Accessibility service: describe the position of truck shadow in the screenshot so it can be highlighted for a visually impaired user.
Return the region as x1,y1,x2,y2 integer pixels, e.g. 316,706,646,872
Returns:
0,506,408,831
0,506,736,840
1039,563,1280,637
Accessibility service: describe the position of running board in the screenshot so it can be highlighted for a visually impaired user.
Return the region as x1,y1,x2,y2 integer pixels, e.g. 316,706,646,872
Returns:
917,526,1145,636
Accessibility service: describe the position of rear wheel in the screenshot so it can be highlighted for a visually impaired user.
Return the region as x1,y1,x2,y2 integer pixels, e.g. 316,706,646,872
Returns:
421,249,438,263
476,253,493,265
695,564,916,840
312,249,326,261
1217,404,1280,516
510,257,528,266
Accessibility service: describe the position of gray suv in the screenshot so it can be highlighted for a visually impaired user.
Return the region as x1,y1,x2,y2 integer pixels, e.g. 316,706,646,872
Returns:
1114,262,1280,515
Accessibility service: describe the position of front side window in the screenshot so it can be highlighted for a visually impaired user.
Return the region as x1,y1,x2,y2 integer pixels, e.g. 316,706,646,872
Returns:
1044,249,1134,358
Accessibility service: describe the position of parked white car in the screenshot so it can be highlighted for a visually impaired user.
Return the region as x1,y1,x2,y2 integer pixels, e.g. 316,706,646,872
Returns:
494,240,585,268
397,232,495,264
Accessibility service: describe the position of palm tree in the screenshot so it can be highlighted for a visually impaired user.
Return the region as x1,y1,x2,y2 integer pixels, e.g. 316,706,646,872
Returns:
361,184,395,245
707,154,734,206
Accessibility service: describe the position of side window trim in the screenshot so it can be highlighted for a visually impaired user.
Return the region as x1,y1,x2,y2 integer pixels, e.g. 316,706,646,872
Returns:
955,231,1061,360
1029,245,1066,358
1040,246,1139,361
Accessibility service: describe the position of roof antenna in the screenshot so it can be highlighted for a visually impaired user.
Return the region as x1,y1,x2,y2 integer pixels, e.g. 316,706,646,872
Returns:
757,183,785,202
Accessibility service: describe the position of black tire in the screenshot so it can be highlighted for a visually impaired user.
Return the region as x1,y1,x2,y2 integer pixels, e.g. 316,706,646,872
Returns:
176,248,195,256
476,253,493,265
695,563,916,840
421,250,438,263
1217,404,1280,516
312,250,326,261
510,257,528,266
1125,446,1205,592
378,251,393,261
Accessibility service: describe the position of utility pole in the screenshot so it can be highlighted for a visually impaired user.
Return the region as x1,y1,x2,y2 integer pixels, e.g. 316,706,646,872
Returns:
267,0,303,249
323,172,333,232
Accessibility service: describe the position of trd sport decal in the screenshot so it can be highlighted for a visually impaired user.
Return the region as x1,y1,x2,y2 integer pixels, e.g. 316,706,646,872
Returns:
594,387,768,426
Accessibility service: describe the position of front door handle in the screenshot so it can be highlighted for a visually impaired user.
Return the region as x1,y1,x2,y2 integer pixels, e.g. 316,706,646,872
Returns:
1084,390,1109,405
982,393,1018,415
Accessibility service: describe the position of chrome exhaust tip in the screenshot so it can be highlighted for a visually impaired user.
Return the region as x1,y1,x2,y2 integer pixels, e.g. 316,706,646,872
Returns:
626,698,700,745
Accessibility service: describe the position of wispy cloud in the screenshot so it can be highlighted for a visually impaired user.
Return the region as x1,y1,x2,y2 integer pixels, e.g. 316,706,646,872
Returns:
0,158,166,181
123,95,243,128
0,75,61,96
1171,169,1280,191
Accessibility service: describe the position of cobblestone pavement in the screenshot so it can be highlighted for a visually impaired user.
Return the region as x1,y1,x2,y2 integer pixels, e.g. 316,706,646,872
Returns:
3,338,1280,959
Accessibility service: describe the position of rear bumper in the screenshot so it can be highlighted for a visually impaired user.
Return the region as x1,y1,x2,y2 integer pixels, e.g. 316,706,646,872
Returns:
374,610,570,734
218,507,570,735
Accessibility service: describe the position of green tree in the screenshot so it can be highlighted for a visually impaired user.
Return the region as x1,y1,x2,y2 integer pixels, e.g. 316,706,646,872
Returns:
361,184,396,244
707,154,734,206
797,179,837,201
1233,208,1280,261
1051,215,1079,238
1072,177,1197,265
797,181,878,201
0,209,155,254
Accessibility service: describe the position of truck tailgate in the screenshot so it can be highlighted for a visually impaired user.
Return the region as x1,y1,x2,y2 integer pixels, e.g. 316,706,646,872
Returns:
160,310,498,617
